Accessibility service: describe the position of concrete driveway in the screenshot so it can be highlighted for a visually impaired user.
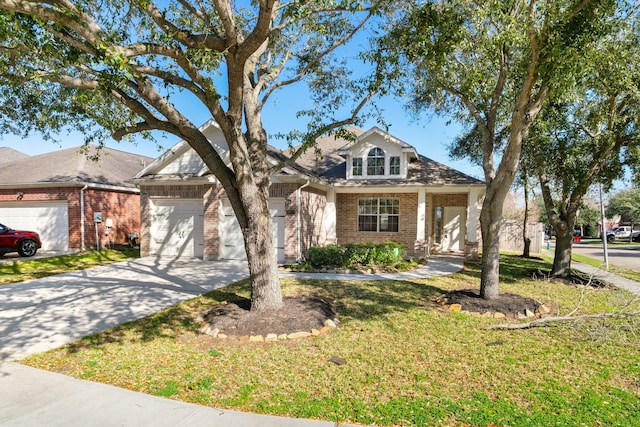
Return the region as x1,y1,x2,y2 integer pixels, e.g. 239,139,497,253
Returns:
0,257,249,362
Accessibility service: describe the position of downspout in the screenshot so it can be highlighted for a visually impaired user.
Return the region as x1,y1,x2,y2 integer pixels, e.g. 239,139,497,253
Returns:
297,180,311,261
80,185,88,251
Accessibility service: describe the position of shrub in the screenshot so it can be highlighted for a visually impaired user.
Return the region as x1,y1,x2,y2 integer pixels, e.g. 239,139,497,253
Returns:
306,245,344,267
305,242,404,268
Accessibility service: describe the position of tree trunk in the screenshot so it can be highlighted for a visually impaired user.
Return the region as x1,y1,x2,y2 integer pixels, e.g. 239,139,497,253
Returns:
552,224,573,278
479,196,504,300
238,181,283,312
522,171,531,258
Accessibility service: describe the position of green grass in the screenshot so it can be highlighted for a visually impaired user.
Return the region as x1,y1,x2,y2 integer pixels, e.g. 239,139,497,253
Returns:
0,247,139,285
22,255,640,426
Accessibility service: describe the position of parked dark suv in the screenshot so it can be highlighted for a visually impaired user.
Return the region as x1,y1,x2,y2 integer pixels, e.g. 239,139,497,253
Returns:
0,223,42,257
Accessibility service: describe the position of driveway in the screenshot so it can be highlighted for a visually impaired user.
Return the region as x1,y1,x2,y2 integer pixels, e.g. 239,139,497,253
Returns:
0,257,249,362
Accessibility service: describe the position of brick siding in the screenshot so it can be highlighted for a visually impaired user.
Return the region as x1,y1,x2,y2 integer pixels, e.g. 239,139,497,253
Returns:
336,192,419,257
0,186,141,250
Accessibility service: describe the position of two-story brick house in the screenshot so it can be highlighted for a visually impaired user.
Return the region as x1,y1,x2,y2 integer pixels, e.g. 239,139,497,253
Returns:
133,121,485,262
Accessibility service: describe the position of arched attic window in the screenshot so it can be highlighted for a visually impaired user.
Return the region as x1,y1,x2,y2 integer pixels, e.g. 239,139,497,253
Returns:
367,147,385,176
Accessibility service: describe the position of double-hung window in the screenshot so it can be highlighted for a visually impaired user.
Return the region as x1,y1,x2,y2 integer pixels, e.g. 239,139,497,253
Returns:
358,197,399,232
390,156,400,175
352,157,363,176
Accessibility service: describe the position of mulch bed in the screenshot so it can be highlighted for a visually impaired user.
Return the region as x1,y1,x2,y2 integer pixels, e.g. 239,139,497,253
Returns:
442,289,543,315
199,295,337,337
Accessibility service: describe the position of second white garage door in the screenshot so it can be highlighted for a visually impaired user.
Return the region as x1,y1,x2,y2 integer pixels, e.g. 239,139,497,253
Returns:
0,201,69,251
219,199,285,263
149,199,204,258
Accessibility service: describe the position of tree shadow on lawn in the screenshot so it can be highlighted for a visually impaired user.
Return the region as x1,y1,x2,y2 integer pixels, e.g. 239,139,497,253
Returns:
63,277,449,352
63,256,552,353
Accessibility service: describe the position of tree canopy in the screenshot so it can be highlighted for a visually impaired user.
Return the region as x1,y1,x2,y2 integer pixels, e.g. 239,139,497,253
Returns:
607,189,640,226
0,0,386,311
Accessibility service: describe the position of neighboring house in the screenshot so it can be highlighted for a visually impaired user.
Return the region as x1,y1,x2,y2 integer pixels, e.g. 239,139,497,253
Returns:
133,121,485,262
0,145,153,251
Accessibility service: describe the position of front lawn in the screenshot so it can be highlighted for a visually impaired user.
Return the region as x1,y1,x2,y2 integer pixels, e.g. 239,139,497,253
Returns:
22,255,640,426
0,248,139,285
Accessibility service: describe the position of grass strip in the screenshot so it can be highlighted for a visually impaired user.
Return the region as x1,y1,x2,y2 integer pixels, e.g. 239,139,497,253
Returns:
0,248,139,285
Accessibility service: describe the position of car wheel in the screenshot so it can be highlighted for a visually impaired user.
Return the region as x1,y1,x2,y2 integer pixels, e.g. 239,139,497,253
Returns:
606,235,615,243
18,239,38,257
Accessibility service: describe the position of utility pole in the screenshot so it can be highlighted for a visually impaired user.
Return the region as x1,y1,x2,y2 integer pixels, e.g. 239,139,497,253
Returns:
599,184,609,270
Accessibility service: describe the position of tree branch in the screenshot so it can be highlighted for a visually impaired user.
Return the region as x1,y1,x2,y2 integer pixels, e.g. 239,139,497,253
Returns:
486,311,639,330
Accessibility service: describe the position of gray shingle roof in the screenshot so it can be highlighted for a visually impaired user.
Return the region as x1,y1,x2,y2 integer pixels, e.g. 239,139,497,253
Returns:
0,147,30,163
300,130,483,186
0,145,154,188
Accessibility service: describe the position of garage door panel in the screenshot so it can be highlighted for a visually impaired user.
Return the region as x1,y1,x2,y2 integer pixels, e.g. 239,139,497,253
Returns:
150,200,203,258
0,202,69,251
219,199,284,263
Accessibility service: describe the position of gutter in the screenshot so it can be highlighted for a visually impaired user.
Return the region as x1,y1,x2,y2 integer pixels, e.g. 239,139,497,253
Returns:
297,180,311,261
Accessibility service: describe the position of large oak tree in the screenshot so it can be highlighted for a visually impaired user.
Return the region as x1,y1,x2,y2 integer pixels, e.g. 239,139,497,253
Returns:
0,0,385,312
380,0,621,299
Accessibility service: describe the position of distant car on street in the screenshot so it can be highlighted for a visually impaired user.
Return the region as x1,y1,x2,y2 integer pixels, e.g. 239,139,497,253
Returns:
602,226,639,243
0,223,42,257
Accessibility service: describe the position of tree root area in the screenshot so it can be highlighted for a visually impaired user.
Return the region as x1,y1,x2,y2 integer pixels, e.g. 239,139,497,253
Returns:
200,296,337,337
444,289,542,315
529,269,609,288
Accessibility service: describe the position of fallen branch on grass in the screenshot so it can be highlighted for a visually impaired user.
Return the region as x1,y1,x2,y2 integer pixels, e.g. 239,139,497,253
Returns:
486,312,639,330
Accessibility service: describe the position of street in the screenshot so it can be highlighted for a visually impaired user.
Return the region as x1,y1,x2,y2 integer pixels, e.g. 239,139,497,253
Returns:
570,239,640,273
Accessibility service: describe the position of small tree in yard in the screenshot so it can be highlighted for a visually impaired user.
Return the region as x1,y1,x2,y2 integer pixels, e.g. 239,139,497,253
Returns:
606,189,640,240
380,0,621,299
525,9,640,278
0,0,387,312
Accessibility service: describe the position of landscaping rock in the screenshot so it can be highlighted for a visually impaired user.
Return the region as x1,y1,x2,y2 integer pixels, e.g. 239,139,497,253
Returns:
324,319,337,328
249,335,264,342
448,304,462,312
287,331,312,339
525,309,536,318
265,334,278,342
493,312,506,319
329,356,346,365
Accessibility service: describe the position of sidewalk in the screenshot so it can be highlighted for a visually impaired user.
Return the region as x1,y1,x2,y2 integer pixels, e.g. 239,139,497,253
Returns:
0,362,343,427
0,255,464,426
571,262,640,295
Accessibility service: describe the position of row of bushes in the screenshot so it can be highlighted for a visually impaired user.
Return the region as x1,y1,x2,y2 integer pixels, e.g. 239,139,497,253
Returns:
305,242,405,268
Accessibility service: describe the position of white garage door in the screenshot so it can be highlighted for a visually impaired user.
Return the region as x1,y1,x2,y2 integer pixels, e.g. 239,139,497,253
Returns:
150,199,204,258
0,201,69,251
219,199,285,263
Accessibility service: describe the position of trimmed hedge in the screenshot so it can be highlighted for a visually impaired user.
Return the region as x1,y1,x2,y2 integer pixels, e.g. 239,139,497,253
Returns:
306,242,404,268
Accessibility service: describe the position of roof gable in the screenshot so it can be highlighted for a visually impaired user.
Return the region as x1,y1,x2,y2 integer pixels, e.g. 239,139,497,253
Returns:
336,126,418,159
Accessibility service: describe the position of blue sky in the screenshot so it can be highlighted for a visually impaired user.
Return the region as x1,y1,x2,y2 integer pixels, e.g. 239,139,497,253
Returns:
0,93,483,180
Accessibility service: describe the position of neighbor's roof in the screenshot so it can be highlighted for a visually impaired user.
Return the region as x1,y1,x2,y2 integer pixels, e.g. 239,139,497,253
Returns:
0,147,30,163
0,145,154,189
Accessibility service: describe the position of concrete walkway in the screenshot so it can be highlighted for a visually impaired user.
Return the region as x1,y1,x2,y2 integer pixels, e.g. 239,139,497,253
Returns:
571,262,640,295
0,255,464,426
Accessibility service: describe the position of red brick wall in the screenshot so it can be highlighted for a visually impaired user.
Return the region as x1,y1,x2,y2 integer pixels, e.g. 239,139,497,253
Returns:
336,192,418,256
80,189,142,249
0,186,141,250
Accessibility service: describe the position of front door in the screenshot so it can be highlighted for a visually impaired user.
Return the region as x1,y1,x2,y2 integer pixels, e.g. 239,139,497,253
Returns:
442,206,466,252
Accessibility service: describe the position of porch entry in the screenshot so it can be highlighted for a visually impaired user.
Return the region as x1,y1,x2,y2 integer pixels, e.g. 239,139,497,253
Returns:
442,206,467,252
